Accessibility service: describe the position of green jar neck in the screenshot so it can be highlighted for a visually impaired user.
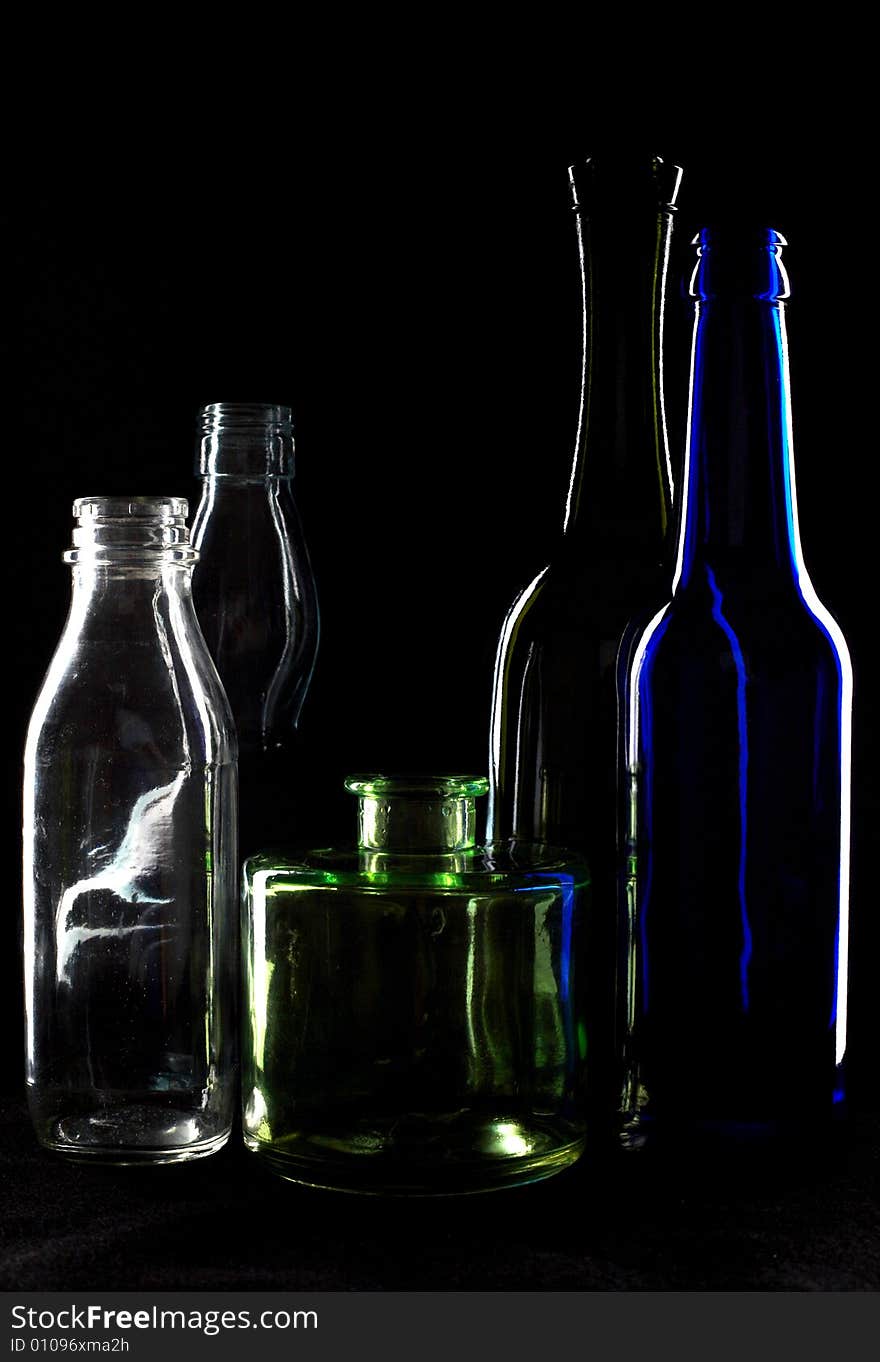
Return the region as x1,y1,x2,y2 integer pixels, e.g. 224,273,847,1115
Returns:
356,795,477,854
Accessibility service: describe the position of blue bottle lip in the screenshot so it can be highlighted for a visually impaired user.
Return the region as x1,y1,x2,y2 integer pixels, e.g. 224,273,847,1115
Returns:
693,226,787,248
690,227,790,301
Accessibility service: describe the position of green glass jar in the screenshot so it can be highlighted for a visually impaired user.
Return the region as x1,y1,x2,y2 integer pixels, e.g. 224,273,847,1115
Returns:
242,774,589,1194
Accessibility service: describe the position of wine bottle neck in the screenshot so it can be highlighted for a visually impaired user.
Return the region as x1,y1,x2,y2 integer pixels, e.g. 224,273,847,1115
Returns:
563,211,675,558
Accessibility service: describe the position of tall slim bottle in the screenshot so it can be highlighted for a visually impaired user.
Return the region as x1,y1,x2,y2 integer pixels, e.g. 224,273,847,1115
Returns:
191,402,320,853
488,157,683,1129
624,229,852,1143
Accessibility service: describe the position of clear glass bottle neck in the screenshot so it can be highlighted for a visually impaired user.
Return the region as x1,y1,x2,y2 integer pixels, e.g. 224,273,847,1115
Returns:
196,474,292,493
70,560,195,589
62,497,199,609
64,497,197,569
197,402,294,479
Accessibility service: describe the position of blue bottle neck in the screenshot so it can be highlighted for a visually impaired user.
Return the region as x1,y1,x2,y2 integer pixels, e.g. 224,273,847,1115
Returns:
676,279,804,594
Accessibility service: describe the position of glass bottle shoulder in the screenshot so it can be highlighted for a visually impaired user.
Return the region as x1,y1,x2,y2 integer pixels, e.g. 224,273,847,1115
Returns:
25,579,236,768
637,564,849,674
500,537,672,640
539,536,666,598
243,841,589,896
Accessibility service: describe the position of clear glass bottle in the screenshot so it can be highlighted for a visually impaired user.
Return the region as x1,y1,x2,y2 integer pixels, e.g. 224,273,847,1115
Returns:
191,401,320,853
242,775,589,1193
488,155,683,1134
23,497,238,1163
624,229,852,1145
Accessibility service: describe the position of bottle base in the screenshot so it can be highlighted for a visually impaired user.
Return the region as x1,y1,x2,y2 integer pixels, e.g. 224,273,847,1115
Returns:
620,1108,846,1154
244,1114,586,1195
34,1103,231,1166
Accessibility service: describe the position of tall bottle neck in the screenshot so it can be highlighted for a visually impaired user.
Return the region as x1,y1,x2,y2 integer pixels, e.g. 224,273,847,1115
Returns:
676,230,802,592
563,207,677,555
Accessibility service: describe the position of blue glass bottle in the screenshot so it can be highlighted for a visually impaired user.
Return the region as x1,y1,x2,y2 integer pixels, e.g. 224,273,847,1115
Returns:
624,229,852,1144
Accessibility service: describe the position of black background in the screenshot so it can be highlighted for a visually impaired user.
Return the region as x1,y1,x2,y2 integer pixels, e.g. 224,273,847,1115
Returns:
3,84,877,1287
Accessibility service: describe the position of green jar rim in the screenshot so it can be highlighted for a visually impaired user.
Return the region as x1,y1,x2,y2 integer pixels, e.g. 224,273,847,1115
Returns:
344,773,489,800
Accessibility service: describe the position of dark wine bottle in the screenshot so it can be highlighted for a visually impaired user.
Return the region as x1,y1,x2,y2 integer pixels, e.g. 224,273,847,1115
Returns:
624,228,852,1145
487,156,683,1135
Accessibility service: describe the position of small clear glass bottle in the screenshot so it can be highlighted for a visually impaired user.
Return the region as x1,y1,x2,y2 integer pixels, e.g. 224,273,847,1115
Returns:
23,497,238,1163
242,775,589,1194
191,402,320,852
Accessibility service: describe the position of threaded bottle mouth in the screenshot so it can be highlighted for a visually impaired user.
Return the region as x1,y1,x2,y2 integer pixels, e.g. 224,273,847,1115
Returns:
197,401,294,477
64,495,197,565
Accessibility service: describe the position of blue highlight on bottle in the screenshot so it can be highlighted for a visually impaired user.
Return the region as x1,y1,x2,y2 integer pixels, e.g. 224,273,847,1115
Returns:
704,565,753,1012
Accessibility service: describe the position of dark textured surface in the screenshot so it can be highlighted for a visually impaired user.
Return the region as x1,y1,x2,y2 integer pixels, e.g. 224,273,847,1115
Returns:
2,1095,879,1291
